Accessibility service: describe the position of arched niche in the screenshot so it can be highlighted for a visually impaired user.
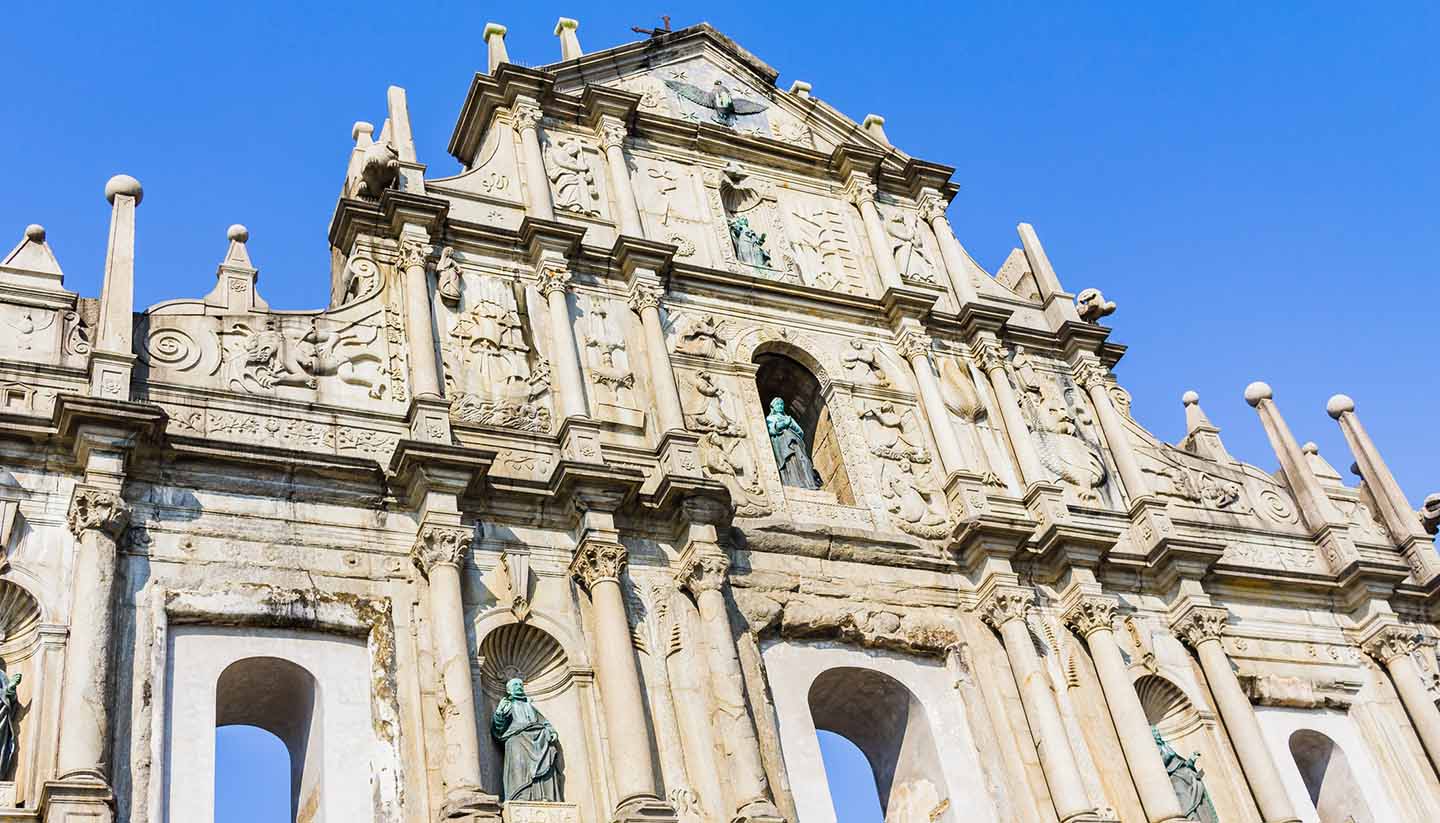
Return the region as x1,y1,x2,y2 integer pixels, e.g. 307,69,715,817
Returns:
1135,674,1232,823
807,667,951,823
215,656,322,822
0,580,43,801
753,350,855,504
476,622,589,808
1288,729,1375,823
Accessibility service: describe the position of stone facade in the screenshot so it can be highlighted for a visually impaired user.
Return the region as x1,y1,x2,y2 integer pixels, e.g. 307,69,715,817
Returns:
2,19,1439,823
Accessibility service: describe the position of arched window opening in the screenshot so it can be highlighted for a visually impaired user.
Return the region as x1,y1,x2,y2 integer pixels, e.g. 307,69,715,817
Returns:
817,730,882,822
214,725,290,823
1288,729,1374,823
215,657,322,823
755,353,855,504
807,667,951,823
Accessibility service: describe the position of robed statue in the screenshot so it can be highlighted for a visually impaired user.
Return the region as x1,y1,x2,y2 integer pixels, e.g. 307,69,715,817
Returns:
1153,727,1218,822
0,672,21,780
728,217,771,268
766,398,821,490
491,678,560,802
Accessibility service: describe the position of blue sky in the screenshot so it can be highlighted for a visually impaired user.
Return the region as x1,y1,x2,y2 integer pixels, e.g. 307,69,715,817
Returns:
7,2,1438,821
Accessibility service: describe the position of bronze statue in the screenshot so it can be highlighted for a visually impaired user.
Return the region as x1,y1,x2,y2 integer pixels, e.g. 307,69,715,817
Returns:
766,398,821,490
491,678,560,802
0,672,21,780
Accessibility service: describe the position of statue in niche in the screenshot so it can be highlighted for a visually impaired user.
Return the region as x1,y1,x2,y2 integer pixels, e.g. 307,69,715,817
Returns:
435,246,463,306
492,678,561,803
728,217,771,268
1152,728,1218,823
0,671,20,780
843,340,890,386
545,136,600,216
887,212,937,284
765,398,821,490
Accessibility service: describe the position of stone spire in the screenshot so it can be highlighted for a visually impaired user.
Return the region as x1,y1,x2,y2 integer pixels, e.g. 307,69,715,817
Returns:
1180,390,1232,463
203,224,268,312
1,224,65,288
555,17,583,60
484,22,509,73
1017,222,1080,326
862,114,889,145
1328,394,1433,546
1244,382,1339,529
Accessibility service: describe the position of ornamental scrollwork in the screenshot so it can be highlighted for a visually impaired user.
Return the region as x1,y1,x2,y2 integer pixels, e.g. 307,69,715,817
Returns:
398,237,431,271
410,524,474,577
1063,596,1119,639
972,338,1007,374
896,331,934,363
1071,358,1110,392
67,486,130,540
569,541,628,591
1172,606,1229,649
598,119,629,151
844,175,878,208
512,103,543,132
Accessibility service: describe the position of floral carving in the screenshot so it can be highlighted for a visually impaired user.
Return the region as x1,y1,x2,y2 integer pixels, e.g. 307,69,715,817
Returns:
398,237,430,271
536,265,571,297
896,331,933,363
1173,606,1229,648
628,284,663,314
980,587,1034,629
67,486,130,540
1063,596,1119,638
1362,625,1421,665
512,103,543,132
410,524,473,576
570,541,628,591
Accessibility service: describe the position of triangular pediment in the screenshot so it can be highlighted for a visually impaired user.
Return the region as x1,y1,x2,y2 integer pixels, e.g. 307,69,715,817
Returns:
546,23,893,156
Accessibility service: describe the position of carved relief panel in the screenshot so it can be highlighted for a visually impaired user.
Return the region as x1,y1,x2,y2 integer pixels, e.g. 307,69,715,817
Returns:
578,295,643,429
634,158,711,266
777,191,868,295
1003,347,1118,507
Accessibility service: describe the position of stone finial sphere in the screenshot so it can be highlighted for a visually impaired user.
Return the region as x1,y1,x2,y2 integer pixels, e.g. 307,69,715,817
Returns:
24,224,45,242
1182,390,1200,406
352,121,374,141
1301,441,1319,455
1243,381,1273,407
1326,394,1355,419
105,174,144,205
227,224,249,243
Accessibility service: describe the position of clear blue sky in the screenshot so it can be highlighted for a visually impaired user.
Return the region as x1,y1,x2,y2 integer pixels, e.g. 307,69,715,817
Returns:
7,3,1438,821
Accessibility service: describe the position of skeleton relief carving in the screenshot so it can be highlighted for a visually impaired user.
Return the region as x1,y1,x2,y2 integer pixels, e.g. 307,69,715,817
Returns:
444,274,552,432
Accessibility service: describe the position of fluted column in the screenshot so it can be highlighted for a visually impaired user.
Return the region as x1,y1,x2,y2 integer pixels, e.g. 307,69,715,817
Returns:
629,284,685,433
897,330,967,476
1065,597,1186,823
398,234,442,399
679,549,784,823
846,173,902,290
513,101,556,220
981,586,1095,822
1362,625,1440,775
919,190,979,305
1173,606,1300,823
1074,358,1148,502
570,541,669,814
537,264,588,420
974,339,1046,486
56,487,129,783
599,116,645,238
411,525,494,812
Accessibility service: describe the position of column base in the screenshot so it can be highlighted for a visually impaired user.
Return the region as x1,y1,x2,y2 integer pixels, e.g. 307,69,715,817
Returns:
440,786,503,822
731,797,786,823
612,796,678,823
39,775,113,823
501,801,578,823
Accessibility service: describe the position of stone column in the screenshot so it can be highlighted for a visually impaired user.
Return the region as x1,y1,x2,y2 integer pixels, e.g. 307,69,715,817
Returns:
629,284,685,434
975,339,1047,486
898,330,967,476
1074,358,1148,502
1064,597,1187,823
1173,606,1300,823
513,101,556,220
398,234,442,399
56,486,130,784
537,264,588,420
846,173,902,290
570,541,673,819
981,586,1095,822
599,116,645,239
1362,625,1440,775
410,524,496,816
679,549,785,823
91,175,143,399
919,190,979,305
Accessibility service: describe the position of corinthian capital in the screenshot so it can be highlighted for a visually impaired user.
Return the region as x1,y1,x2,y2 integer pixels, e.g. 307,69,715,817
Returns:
896,330,934,363
1063,595,1119,638
628,283,663,314
598,117,629,151
1171,605,1229,649
411,524,474,576
979,585,1034,629
67,486,130,540
570,540,628,591
678,551,730,595
972,338,1006,374
1361,624,1421,665
844,174,878,208
536,264,572,297
1071,357,1110,392
398,237,431,271
918,191,949,223
512,102,543,132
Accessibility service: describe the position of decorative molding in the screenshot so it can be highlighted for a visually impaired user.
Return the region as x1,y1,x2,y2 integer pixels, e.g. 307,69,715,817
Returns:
67,486,130,540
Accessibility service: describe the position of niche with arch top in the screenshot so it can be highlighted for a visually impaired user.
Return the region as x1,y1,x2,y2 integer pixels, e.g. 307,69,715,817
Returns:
754,352,855,504
215,657,323,823
0,580,42,795
1288,729,1374,823
477,623,573,800
807,666,952,822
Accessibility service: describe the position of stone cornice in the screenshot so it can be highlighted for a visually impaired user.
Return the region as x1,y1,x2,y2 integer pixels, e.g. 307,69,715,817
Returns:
448,64,558,166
